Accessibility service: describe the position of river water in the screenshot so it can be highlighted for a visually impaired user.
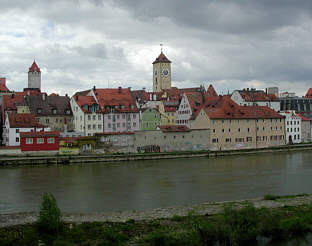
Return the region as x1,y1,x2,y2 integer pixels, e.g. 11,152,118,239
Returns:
0,151,311,214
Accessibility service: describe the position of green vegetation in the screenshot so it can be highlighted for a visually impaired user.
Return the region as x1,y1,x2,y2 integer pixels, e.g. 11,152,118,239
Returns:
1,200,312,245
264,193,308,200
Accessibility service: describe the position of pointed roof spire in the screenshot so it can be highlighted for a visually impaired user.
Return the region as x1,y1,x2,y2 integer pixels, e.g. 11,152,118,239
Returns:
152,51,171,64
29,60,41,73
206,84,218,97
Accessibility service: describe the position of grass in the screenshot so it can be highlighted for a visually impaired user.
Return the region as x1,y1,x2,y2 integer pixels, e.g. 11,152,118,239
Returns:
1,203,312,245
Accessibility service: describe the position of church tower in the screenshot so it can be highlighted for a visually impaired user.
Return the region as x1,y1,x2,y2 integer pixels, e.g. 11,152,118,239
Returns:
28,61,41,91
152,51,171,92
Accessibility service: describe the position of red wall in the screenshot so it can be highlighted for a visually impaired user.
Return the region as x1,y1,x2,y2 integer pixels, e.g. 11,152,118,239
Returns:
20,136,59,152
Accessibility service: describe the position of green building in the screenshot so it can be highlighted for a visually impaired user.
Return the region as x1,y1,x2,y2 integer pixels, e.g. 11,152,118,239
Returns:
141,108,161,130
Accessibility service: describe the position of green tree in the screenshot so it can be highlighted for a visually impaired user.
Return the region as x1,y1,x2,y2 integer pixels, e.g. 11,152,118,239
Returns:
37,192,63,235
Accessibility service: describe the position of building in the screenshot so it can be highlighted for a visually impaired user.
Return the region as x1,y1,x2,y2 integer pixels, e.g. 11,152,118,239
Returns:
305,88,312,99
15,93,74,132
28,61,41,91
176,85,216,128
20,131,60,153
158,100,178,126
140,108,161,130
153,51,171,92
135,126,210,152
3,112,48,146
0,78,12,104
95,132,135,153
279,111,302,144
279,97,312,121
231,88,280,112
71,87,140,136
297,114,311,143
190,96,286,150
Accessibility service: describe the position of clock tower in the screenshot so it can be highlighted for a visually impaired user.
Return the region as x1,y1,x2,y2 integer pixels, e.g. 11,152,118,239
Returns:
152,51,171,92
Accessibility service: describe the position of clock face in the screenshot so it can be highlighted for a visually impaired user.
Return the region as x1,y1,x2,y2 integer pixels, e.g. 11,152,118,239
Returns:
162,69,169,76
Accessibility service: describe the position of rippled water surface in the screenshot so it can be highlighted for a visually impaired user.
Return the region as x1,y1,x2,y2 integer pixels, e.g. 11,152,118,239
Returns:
0,150,311,213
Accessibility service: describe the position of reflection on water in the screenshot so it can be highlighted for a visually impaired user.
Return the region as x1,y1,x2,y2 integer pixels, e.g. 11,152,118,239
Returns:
0,151,311,213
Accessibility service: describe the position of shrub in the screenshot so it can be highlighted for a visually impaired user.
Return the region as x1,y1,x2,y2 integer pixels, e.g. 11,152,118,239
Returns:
36,192,63,235
264,194,281,200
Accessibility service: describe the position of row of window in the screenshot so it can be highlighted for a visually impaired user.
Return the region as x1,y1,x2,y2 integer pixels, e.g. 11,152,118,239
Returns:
287,128,300,133
86,122,137,130
25,138,55,144
212,119,283,124
176,119,189,124
178,110,191,115
212,126,283,133
212,135,284,143
286,121,300,125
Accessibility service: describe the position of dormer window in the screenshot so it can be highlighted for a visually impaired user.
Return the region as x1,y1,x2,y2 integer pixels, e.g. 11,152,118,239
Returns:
52,109,57,114
37,108,42,114
120,104,125,109
130,104,134,109
66,109,71,114
83,105,88,110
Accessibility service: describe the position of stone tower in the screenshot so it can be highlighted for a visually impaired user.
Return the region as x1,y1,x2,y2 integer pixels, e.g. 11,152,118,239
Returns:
28,61,41,91
152,52,171,92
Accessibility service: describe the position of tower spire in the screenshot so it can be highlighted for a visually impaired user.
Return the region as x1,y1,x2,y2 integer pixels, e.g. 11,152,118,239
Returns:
160,43,163,53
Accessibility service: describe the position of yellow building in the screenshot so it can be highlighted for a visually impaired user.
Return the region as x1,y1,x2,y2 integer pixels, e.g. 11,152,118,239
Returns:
158,101,177,125
190,96,286,150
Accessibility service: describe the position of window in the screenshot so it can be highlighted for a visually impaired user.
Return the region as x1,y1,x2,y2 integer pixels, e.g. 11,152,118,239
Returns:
26,138,33,144
37,138,44,144
98,115,101,120
98,124,102,129
235,138,244,142
88,124,91,130
122,122,125,127
212,138,218,143
88,115,91,121
133,114,136,119
226,138,231,142
108,115,111,120
133,122,136,127
108,123,111,128
46,118,49,123
37,108,42,114
246,137,252,142
47,138,55,144
213,129,216,133
117,123,120,128
16,137,19,142
93,115,96,120
122,114,125,119
16,129,19,133
80,116,82,121
93,124,96,129
52,109,57,114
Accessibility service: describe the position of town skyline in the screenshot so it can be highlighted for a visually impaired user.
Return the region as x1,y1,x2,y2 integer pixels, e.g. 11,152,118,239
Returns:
1,1,312,96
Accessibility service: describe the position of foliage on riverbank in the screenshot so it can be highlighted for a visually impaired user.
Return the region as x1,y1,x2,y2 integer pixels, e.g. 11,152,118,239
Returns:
1,202,312,246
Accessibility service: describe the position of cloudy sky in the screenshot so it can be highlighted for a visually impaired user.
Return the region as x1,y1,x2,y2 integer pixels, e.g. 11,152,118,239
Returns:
1,0,311,96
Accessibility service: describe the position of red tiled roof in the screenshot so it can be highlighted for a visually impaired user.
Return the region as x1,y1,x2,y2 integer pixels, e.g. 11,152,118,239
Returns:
238,90,278,102
94,132,134,136
94,88,139,113
74,95,99,113
8,113,45,128
206,84,218,97
185,91,204,114
305,88,312,98
152,52,171,64
20,131,60,138
200,96,284,119
158,125,190,132
73,90,91,97
296,113,310,121
29,61,40,73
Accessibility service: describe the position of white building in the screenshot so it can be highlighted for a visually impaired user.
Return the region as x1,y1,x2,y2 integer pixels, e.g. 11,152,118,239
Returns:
279,111,302,144
231,89,280,112
3,112,48,146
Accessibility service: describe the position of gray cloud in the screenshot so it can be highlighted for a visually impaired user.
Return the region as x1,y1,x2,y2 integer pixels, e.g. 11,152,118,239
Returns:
0,0,311,97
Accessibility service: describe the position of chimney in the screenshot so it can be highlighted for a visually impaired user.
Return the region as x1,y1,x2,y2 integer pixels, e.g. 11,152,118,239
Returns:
0,78,6,85
93,85,96,91
65,94,68,97
118,86,122,93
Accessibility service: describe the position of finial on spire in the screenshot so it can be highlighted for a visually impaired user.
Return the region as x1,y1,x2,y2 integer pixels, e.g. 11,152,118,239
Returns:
160,43,163,53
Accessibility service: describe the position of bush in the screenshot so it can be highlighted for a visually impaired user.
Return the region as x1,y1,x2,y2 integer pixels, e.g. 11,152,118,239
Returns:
264,194,281,200
36,192,63,235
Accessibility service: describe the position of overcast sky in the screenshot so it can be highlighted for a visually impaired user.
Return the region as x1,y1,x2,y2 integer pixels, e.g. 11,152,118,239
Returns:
1,0,311,96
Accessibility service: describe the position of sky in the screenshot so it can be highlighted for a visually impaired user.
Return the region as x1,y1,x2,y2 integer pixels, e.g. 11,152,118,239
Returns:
0,0,311,97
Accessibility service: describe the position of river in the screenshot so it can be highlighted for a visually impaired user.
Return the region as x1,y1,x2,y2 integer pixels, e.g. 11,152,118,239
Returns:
0,150,311,214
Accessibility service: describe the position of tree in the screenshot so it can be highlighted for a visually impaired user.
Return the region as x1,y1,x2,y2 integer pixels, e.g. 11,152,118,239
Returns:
37,192,63,235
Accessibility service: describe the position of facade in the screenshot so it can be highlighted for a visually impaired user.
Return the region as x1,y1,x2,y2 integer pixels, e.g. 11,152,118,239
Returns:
153,52,171,92
279,97,312,121
231,88,280,112
191,96,286,150
279,111,302,144
16,93,74,132
95,132,135,153
28,61,41,90
135,126,210,152
3,112,48,146
305,88,312,99
158,101,178,125
0,78,12,104
71,87,140,136
140,108,161,130
20,131,59,152
297,114,311,143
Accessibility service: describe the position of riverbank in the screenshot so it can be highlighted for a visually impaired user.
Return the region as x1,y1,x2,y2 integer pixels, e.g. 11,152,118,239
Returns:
1,194,312,246
1,193,312,227
0,143,312,166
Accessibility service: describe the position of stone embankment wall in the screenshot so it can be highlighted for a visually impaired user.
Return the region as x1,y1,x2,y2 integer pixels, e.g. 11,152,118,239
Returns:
0,143,311,166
